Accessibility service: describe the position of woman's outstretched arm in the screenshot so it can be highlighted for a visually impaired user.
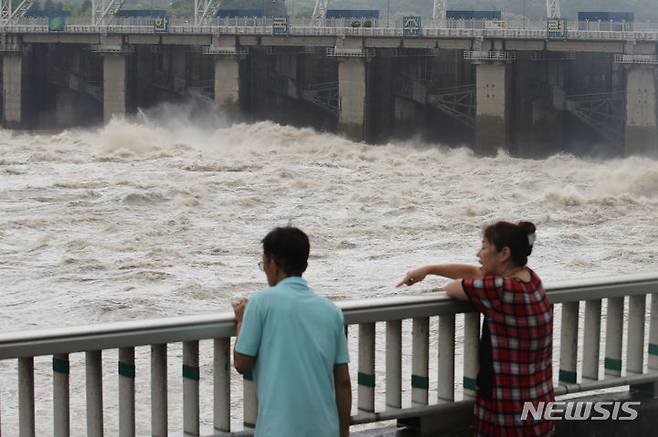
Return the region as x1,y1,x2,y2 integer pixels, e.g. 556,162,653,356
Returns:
436,280,468,301
397,264,482,287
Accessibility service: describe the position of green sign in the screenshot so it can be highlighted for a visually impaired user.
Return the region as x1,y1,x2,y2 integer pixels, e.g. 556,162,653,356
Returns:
48,16,65,32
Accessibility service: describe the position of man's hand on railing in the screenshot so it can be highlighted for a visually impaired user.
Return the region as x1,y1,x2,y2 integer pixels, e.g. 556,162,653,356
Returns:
231,297,248,323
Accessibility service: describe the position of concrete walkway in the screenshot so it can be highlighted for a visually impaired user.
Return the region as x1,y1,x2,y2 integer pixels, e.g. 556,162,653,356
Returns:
353,425,472,436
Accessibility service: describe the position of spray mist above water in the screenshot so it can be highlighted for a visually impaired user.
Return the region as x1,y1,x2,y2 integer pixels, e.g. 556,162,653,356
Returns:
0,101,657,330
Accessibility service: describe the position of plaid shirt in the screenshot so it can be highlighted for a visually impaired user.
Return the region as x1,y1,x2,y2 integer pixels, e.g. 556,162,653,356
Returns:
463,269,554,437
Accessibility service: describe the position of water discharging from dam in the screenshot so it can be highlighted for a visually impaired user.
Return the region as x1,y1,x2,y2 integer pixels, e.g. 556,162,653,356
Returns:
0,103,657,434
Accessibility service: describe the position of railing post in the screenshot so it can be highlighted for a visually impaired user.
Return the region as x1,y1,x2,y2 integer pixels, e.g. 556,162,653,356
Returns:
183,341,200,436
385,320,402,410
118,347,135,437
650,294,658,372
438,315,455,401
214,338,231,432
19,357,35,437
630,294,658,399
85,350,103,437
582,299,602,380
358,323,376,413
605,297,624,377
627,294,647,374
53,353,70,437
629,294,655,397
463,313,479,399
559,302,580,384
151,344,168,437
243,373,258,429
411,317,429,406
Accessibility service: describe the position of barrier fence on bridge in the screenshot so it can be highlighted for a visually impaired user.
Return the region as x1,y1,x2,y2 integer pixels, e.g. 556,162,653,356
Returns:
2,17,658,42
0,274,657,436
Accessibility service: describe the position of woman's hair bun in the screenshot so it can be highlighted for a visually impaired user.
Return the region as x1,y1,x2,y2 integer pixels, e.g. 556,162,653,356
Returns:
518,221,536,236
518,221,536,256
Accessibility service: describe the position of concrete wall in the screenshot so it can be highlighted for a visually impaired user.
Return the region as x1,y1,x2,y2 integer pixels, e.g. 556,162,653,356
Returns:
338,58,367,142
103,54,127,123
475,63,510,155
214,57,241,118
172,48,187,95
625,67,658,156
3,54,26,127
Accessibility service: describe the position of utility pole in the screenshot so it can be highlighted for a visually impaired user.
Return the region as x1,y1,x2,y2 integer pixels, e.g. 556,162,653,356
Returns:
433,0,446,27
312,0,329,26
386,0,390,27
546,0,560,19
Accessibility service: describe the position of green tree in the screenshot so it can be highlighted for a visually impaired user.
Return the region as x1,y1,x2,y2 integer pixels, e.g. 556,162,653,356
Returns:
80,0,91,17
292,4,313,18
167,0,194,17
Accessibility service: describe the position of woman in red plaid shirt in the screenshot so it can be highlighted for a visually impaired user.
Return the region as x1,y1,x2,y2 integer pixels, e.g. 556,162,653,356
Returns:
399,221,554,436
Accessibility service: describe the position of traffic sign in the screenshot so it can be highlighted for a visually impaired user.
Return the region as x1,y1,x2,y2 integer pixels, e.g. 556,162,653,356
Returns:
273,17,289,35
48,16,65,32
547,18,567,40
403,16,422,37
154,16,169,33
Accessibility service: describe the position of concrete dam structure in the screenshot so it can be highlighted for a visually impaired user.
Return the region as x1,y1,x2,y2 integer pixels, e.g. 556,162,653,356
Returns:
1,19,658,156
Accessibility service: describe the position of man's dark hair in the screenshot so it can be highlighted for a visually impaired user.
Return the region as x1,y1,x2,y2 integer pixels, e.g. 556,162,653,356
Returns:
262,227,310,276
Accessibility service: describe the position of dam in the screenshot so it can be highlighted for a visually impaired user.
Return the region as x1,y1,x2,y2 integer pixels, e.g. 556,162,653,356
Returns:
1,2,658,433
1,5,658,156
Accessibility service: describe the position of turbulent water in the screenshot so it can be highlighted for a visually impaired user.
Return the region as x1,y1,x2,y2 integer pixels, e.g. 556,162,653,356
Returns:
1,103,657,434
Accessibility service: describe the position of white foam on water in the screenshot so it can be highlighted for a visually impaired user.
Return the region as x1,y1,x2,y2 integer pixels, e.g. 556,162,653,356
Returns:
1,107,657,326
0,102,657,434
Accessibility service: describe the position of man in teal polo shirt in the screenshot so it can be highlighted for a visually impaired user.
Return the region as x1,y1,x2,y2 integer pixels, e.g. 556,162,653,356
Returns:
232,227,352,437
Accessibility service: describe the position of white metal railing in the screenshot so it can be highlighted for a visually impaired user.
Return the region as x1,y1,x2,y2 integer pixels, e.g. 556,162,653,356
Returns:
327,47,375,58
615,54,658,65
0,274,657,435
464,50,517,62
1,17,658,42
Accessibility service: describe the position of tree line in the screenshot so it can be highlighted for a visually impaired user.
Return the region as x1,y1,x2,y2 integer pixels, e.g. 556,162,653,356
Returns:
27,0,658,22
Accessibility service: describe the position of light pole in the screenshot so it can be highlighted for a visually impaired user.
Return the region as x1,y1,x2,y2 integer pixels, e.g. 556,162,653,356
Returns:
386,0,390,27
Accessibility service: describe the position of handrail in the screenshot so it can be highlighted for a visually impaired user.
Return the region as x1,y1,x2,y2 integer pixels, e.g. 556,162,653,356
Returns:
0,273,656,435
2,19,658,41
1,273,656,358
